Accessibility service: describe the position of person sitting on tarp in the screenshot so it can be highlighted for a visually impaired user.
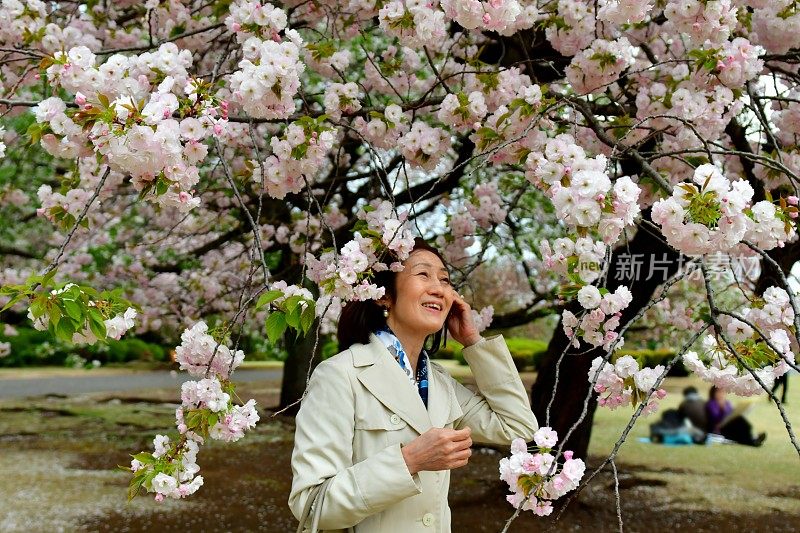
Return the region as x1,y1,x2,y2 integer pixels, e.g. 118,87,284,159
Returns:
649,387,705,445
706,385,766,447
677,386,707,443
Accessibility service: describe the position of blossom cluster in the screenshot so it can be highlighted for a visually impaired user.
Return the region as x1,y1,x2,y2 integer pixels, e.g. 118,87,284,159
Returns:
0,0,48,48
562,285,633,350
527,135,641,244
683,287,796,396
226,0,287,41
543,0,595,56
323,82,361,121
469,83,544,166
251,118,336,199
664,0,738,45
34,44,227,213
441,0,538,36
352,103,409,150
174,321,244,379
305,201,415,300
652,164,796,255
539,237,607,285
713,38,765,89
437,92,488,132
588,355,668,414
304,42,352,78
471,305,495,333
398,121,452,171
499,428,585,516
635,74,744,144
378,2,447,48
228,26,305,119
131,436,203,501
598,0,652,24
130,321,259,501
752,2,800,54
436,182,507,267
566,37,637,95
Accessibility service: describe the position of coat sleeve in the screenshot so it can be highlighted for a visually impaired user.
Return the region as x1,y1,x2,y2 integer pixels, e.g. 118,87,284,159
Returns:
451,334,538,444
288,358,423,530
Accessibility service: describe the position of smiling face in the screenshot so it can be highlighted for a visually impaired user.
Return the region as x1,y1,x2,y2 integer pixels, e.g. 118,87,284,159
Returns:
382,249,454,338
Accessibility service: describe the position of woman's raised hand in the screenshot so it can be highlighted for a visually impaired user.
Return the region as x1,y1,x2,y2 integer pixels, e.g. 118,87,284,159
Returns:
401,427,472,475
446,291,482,347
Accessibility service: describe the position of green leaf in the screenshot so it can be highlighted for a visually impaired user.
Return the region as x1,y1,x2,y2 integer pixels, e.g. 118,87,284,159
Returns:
156,178,169,196
63,300,82,321
283,295,303,314
29,296,46,318
255,290,283,309
55,318,75,342
300,304,316,334
88,312,107,340
0,294,24,313
265,311,287,344
41,269,57,289
132,452,155,464
26,122,42,144
285,307,300,329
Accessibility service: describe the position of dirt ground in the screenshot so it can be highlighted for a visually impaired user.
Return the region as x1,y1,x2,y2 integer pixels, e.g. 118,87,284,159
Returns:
1,377,798,532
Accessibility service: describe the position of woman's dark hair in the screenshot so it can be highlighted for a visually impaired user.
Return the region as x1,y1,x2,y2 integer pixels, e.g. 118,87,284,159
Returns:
337,237,449,355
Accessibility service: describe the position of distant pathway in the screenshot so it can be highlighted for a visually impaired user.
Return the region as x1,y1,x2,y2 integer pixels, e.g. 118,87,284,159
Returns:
0,369,282,399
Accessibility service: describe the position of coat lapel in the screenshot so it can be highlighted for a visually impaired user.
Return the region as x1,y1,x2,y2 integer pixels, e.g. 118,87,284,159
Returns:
427,363,456,428
354,333,432,435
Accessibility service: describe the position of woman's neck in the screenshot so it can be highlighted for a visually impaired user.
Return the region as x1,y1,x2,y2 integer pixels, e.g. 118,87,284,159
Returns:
385,318,425,371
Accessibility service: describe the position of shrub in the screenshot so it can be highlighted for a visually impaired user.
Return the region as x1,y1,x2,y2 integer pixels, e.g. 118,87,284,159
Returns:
0,326,170,366
449,336,548,371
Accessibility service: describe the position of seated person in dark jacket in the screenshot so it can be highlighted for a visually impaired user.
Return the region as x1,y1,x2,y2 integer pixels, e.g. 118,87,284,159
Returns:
677,386,707,443
706,386,766,447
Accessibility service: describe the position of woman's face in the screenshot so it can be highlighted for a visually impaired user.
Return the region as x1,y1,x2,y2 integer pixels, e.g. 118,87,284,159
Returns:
385,250,454,337
713,388,726,403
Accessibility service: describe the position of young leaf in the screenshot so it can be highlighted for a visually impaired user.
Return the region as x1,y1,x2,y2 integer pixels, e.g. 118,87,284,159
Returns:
285,306,300,329
255,290,283,309
88,312,107,340
300,304,316,334
266,311,287,343
63,300,82,321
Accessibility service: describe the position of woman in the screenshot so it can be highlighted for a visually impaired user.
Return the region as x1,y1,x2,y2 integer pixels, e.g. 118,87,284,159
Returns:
706,386,765,447
289,239,538,532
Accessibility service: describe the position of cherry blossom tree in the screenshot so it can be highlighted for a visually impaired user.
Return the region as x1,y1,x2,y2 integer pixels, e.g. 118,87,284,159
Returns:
1,0,800,526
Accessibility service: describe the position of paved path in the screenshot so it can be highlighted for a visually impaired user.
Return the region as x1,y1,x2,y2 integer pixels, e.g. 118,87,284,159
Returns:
0,369,282,399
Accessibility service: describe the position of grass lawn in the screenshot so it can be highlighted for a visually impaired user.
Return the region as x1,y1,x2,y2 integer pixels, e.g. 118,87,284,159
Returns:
588,374,800,514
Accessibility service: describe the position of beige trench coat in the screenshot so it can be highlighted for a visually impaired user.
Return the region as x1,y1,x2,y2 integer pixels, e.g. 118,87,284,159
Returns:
288,333,538,532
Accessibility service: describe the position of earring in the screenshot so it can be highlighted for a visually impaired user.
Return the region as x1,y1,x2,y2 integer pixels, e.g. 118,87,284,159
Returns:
383,308,389,318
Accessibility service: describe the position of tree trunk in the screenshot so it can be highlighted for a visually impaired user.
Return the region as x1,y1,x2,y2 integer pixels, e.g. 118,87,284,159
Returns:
754,241,800,296
530,222,679,459
278,321,323,415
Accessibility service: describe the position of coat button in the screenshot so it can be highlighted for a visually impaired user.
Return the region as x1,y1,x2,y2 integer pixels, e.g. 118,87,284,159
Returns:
390,414,401,425
422,513,434,526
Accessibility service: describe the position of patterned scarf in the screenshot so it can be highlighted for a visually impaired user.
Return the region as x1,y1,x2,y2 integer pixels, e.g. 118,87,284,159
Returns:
374,326,429,408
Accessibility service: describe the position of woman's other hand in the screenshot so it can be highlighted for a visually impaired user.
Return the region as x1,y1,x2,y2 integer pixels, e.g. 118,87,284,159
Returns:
401,427,473,475
446,291,482,347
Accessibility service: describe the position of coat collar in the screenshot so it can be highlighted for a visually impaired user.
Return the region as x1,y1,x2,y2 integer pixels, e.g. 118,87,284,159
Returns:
351,333,453,434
